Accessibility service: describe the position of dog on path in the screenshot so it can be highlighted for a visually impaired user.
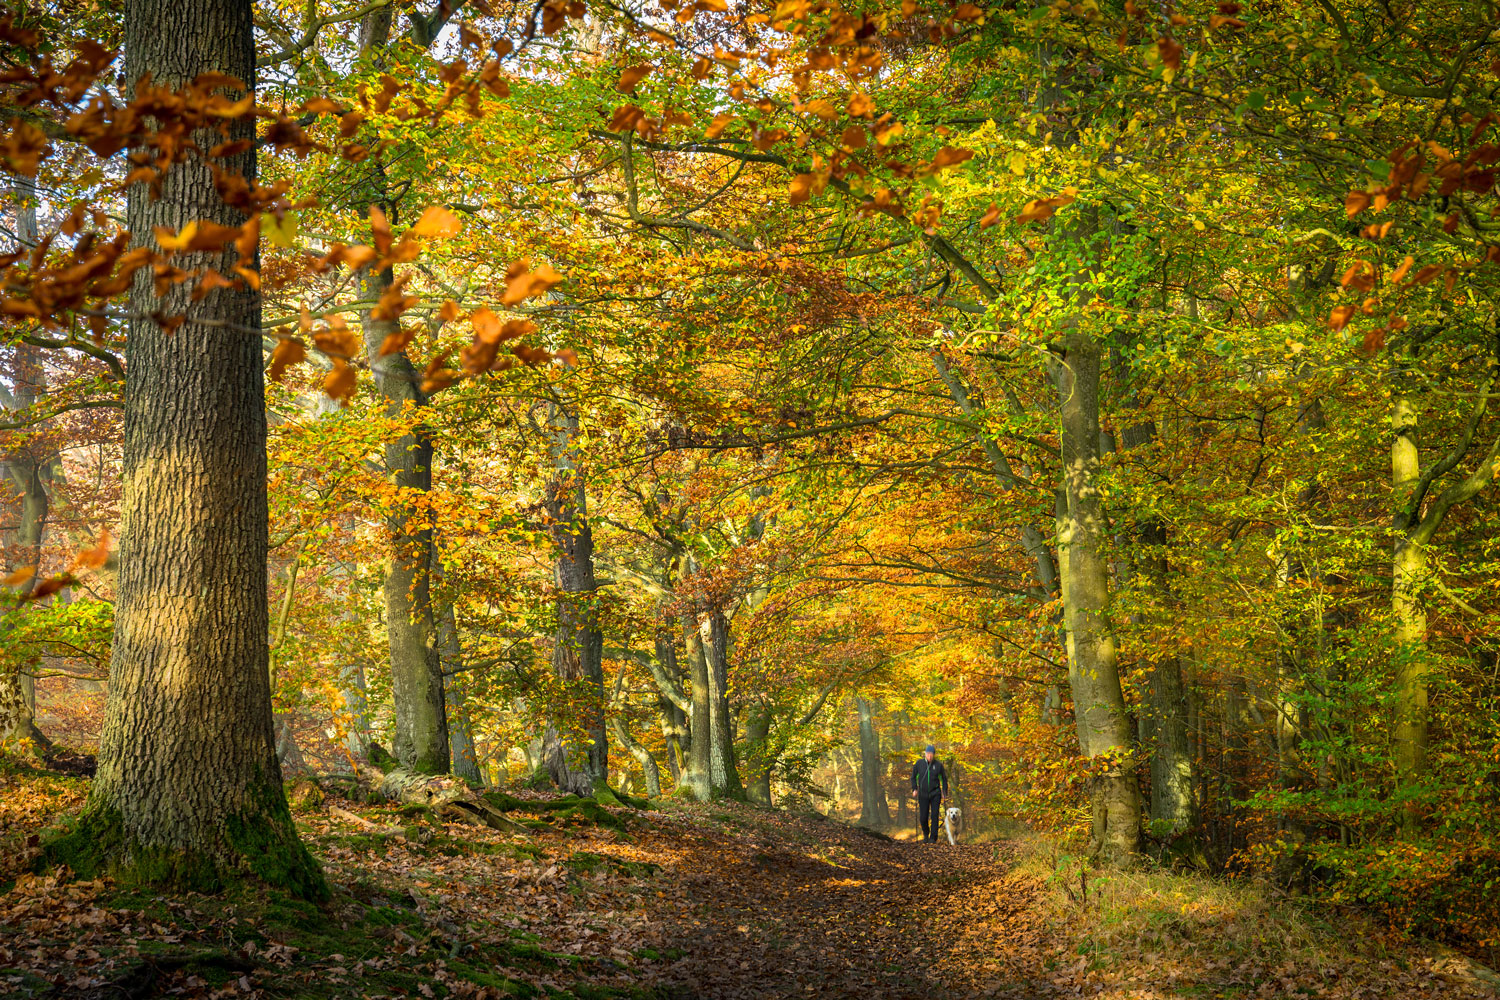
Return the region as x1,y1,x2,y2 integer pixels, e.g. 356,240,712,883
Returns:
944,805,962,845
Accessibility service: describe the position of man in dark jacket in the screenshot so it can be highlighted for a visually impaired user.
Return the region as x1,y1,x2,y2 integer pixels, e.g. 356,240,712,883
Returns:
909,744,949,843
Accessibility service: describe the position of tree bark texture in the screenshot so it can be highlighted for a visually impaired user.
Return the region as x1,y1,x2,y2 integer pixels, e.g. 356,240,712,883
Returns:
57,0,323,896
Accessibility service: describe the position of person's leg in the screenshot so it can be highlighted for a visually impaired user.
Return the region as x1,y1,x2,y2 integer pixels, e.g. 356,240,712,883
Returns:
920,794,937,842
918,795,930,841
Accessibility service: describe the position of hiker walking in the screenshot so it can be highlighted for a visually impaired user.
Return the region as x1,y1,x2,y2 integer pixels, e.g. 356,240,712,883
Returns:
909,744,949,844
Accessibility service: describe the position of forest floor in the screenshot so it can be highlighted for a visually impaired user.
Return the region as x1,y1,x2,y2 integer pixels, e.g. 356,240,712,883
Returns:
1,758,1497,1000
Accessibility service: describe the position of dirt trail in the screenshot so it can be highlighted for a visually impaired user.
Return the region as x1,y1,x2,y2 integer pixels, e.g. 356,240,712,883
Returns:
636,808,1032,1000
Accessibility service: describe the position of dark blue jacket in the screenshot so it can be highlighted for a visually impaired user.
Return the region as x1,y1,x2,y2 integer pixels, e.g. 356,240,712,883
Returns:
910,758,948,798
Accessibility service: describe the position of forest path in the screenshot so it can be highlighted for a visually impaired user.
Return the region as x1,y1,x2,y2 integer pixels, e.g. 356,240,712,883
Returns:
637,806,1038,1000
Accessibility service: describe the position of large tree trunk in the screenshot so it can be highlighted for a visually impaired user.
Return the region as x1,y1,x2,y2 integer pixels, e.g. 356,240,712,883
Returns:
431,548,481,785
856,697,889,828
1054,331,1141,861
654,632,688,782
705,609,744,799
50,0,323,895
544,401,606,791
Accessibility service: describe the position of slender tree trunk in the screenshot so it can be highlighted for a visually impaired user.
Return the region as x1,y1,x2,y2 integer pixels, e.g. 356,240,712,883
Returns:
651,631,687,781
543,401,605,792
892,712,909,826
678,608,713,800
856,697,889,828
1390,387,1428,797
441,642,482,787
0,178,55,752
609,715,663,797
50,0,323,894
1054,331,1141,861
705,609,743,798
360,265,448,774
354,7,448,775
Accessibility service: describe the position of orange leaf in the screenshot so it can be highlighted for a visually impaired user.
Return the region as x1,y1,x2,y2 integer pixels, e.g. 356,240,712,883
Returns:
72,529,111,571
411,205,461,239
929,146,975,172
706,113,734,139
616,65,654,94
1157,36,1183,72
1389,255,1414,284
979,202,1000,228
1327,305,1355,331
369,204,391,256
324,364,357,404
1345,190,1372,218
378,328,416,357
269,337,306,381
3,565,36,587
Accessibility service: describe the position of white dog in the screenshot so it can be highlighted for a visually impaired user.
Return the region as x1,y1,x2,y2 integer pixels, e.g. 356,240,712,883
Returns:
944,805,962,845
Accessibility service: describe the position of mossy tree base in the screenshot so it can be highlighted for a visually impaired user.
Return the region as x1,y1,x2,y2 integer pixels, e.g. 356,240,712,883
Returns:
43,799,327,901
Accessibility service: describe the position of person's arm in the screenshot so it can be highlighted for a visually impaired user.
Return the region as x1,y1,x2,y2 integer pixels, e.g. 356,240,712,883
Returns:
910,763,919,795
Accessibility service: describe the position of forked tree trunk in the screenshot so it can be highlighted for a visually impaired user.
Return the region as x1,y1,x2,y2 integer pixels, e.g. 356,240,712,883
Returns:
51,0,323,895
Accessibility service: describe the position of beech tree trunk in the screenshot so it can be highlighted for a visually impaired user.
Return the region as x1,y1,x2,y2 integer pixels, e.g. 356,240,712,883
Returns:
655,633,687,781
856,697,889,828
356,8,448,776
360,266,448,774
705,609,743,799
679,609,712,800
1054,331,1141,861
544,400,606,791
53,0,323,895
0,178,55,752
743,699,773,806
1390,386,1428,794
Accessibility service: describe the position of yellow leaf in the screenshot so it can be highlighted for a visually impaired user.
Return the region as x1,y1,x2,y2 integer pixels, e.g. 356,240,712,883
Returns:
155,221,200,252
264,212,299,249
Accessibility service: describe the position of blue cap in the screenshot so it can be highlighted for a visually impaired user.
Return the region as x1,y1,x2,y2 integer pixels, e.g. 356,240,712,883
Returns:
924,744,937,754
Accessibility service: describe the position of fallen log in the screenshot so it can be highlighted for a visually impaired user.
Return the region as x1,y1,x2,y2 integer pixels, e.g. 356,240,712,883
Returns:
350,765,650,834
354,764,532,833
